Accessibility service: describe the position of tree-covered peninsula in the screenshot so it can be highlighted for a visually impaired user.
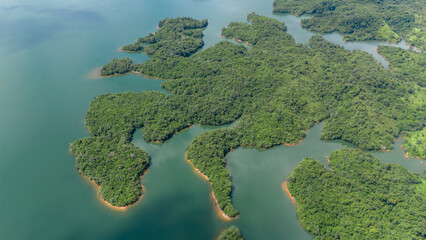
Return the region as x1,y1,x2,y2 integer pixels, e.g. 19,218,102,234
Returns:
216,226,244,240
73,14,424,212
273,0,426,50
121,17,208,57
286,148,425,239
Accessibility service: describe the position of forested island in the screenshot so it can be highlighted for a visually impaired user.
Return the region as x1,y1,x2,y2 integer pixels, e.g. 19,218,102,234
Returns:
72,12,425,218
216,226,244,240
286,148,425,239
273,0,426,50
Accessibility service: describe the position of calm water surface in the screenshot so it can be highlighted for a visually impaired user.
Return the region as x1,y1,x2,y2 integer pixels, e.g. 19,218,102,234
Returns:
0,0,424,239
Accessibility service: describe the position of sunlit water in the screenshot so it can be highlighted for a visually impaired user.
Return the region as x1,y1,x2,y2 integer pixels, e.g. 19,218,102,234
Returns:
0,0,423,239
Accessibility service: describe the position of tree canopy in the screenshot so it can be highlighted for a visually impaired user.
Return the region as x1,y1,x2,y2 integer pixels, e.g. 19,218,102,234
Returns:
287,148,425,239
273,0,426,50
217,226,244,240
377,46,426,159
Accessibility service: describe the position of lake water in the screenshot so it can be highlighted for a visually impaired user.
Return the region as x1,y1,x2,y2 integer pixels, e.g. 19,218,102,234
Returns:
0,0,424,239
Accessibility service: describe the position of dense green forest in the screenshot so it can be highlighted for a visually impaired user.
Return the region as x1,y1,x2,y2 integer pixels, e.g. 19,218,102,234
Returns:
377,46,426,159
72,14,424,210
273,0,426,50
216,226,244,240
71,137,149,206
402,128,426,159
377,46,426,87
286,148,425,239
121,17,208,57
186,129,240,217
101,58,135,76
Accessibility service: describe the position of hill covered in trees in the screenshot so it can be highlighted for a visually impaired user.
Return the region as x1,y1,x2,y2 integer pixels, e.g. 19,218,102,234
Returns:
286,148,425,239
72,14,424,213
273,0,426,50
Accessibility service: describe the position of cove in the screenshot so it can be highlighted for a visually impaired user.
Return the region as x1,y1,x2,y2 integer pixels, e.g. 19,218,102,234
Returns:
130,121,424,240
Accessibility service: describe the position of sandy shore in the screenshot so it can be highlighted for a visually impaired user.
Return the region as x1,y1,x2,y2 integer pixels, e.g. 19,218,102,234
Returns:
87,67,103,79
118,47,128,53
211,192,235,221
88,61,173,81
185,157,209,181
88,67,141,79
283,138,303,146
80,171,145,211
185,156,237,221
282,181,297,205
283,127,311,146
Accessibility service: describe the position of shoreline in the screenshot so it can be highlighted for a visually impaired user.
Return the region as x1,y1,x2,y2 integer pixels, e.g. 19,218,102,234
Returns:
283,127,311,146
118,47,145,53
80,173,143,211
87,67,103,79
211,192,235,221
375,48,394,72
282,180,308,230
150,125,194,143
400,138,426,160
92,67,171,81
283,138,303,146
282,181,297,205
405,41,424,52
71,152,148,211
404,152,425,161
185,156,237,221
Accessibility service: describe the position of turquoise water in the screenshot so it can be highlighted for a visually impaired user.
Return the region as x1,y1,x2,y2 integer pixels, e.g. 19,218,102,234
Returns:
0,0,424,239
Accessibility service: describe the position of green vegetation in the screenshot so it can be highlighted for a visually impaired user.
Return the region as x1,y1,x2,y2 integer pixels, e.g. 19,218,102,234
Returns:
71,137,149,206
217,226,244,240
72,14,424,210
273,0,426,50
377,46,426,87
377,46,426,158
403,128,426,159
287,148,425,239
376,24,400,43
121,17,208,57
187,129,240,217
101,58,135,76
222,12,291,45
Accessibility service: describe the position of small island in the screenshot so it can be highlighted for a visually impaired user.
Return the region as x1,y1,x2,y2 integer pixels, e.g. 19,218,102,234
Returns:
216,226,244,240
273,0,426,50
285,148,425,239
72,13,424,213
